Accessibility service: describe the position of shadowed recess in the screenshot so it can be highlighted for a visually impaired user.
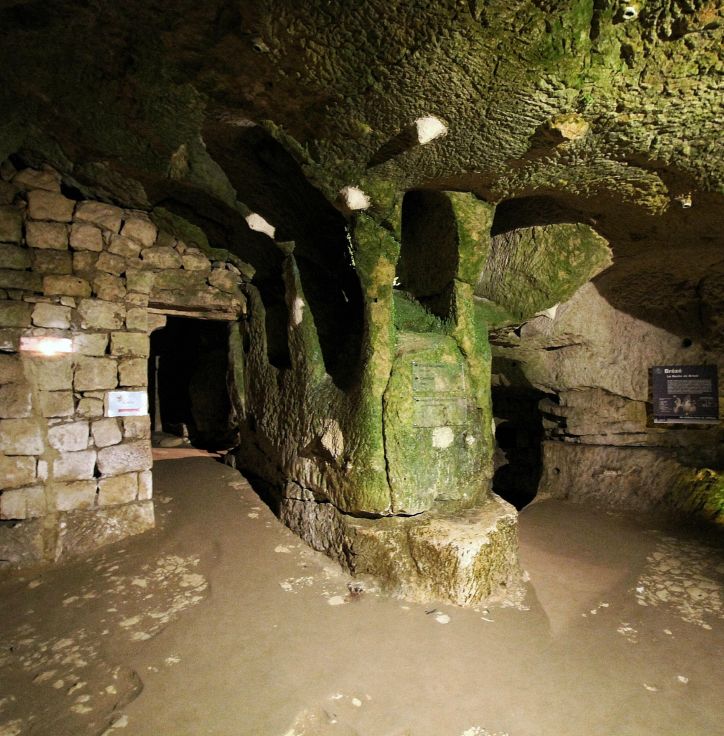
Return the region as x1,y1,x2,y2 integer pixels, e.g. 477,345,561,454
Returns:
397,190,459,321
204,123,365,390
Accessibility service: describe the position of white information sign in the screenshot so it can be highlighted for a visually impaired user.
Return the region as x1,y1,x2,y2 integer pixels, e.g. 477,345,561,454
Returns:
106,391,149,417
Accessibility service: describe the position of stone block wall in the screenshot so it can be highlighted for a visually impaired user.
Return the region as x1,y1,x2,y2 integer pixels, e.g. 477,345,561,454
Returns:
0,163,244,566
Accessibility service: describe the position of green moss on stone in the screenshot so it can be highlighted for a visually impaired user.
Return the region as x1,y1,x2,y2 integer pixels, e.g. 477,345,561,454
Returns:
447,192,495,286
450,280,494,465
668,469,724,526
476,222,612,323
473,297,518,328
392,290,447,334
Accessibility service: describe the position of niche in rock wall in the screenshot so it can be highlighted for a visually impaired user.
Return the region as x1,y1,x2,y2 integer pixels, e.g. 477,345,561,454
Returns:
397,191,459,321
492,385,549,509
203,122,365,390
255,266,293,372
149,316,236,449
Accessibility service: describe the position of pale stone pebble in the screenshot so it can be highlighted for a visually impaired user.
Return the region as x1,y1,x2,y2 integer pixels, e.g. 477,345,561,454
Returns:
677,675,689,684
275,545,292,553
101,714,129,733
434,612,451,624
180,573,204,588
617,623,638,642
32,669,57,683
635,536,721,628
643,683,659,692
327,596,346,606
0,719,24,736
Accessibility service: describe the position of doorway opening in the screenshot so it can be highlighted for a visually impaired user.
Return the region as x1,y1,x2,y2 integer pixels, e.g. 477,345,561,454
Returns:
492,386,547,509
149,316,237,451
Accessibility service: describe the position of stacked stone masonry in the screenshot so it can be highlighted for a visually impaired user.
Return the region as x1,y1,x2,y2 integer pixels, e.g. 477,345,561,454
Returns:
0,164,244,565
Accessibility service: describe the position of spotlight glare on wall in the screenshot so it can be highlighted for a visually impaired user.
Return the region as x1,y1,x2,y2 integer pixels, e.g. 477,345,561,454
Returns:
19,336,73,356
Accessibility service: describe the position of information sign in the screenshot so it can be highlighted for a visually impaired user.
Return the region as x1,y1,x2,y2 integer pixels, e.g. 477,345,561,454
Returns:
106,391,149,418
652,365,719,424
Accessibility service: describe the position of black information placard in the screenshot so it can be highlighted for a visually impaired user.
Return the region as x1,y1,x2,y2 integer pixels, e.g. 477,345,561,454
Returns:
652,365,719,424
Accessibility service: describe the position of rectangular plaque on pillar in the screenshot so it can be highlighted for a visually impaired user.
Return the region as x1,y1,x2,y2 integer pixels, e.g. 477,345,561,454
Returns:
106,390,149,417
412,361,468,427
652,365,719,424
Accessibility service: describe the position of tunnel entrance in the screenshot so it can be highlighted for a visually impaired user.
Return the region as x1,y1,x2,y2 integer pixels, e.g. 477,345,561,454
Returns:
492,386,547,509
149,316,237,451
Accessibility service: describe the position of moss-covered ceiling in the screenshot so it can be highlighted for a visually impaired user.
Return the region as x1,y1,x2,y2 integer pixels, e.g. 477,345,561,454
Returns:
1,0,722,330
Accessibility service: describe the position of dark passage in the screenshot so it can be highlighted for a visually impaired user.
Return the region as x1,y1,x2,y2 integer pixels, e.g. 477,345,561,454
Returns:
149,316,236,450
492,386,547,509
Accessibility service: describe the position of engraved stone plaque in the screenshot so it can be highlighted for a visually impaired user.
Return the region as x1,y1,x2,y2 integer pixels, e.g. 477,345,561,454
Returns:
412,361,468,427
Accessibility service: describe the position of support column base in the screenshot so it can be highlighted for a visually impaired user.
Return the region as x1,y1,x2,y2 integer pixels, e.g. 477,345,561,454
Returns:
281,493,523,607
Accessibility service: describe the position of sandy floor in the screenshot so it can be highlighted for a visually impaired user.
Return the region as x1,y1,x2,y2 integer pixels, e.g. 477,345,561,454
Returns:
0,455,722,736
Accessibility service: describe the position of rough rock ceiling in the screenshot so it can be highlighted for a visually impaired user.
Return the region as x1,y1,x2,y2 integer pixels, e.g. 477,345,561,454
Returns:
1,0,722,333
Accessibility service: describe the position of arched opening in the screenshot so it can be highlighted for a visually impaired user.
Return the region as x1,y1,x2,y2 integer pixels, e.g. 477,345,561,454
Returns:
397,190,459,321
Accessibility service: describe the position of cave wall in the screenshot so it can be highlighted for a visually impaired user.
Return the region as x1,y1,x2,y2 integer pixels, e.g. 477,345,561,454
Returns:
0,162,244,566
492,279,723,523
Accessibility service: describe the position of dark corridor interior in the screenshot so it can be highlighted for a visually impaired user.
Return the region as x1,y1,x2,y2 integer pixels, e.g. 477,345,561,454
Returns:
492,386,547,509
149,316,236,450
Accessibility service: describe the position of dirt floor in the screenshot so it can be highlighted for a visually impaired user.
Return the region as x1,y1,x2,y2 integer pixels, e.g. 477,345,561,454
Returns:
1,453,722,736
